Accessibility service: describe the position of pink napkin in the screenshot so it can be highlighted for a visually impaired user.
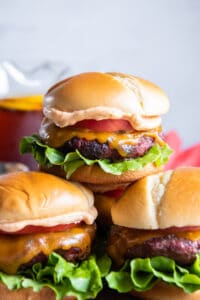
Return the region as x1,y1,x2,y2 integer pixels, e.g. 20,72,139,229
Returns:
165,131,200,170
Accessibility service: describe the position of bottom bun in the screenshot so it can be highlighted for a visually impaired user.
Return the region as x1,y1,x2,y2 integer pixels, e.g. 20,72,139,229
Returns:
0,283,75,300
40,164,163,192
131,282,200,300
85,182,130,193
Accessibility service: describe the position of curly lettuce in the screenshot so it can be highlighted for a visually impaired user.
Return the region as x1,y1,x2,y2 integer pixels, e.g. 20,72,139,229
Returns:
20,135,172,179
106,255,200,294
0,253,111,300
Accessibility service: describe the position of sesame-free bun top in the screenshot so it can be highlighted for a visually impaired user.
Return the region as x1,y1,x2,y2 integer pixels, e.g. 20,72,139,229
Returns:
111,167,200,229
0,171,97,232
43,72,169,130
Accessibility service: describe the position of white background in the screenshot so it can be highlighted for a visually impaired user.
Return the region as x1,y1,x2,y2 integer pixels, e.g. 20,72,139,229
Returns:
0,0,200,147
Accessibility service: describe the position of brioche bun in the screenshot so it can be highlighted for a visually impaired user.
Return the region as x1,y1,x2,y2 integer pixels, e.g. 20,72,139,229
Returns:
0,283,75,300
111,167,200,229
41,163,163,192
131,282,200,300
43,72,169,130
0,171,96,232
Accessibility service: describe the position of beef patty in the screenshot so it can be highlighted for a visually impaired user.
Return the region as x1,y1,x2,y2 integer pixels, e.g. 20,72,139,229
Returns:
108,226,200,266
126,234,200,265
19,246,90,272
61,136,154,161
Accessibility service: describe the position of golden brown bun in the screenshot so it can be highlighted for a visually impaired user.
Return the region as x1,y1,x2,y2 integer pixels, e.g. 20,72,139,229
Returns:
131,282,200,300
44,72,169,116
85,182,130,193
0,171,97,232
40,164,163,192
111,167,200,229
0,283,75,300
45,72,169,116
0,284,146,300
43,72,169,131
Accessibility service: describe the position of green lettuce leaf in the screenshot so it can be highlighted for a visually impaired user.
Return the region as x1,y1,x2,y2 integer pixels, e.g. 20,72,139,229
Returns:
0,253,111,300
106,255,200,294
20,135,172,179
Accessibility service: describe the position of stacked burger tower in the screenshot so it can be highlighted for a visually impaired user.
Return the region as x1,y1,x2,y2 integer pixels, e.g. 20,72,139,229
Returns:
2,71,199,299
18,71,171,299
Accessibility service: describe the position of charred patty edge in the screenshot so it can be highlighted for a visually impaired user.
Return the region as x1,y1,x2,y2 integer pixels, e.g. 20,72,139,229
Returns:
108,226,200,266
60,136,155,161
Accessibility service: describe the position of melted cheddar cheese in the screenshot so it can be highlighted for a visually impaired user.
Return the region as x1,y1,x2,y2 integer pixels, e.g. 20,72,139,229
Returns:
39,119,164,157
0,224,95,274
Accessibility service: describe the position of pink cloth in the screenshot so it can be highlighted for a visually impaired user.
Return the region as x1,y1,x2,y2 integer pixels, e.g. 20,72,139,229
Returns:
165,131,200,170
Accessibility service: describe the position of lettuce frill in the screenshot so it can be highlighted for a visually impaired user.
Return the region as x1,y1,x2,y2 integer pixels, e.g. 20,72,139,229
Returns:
0,253,111,300
106,255,200,294
20,135,172,179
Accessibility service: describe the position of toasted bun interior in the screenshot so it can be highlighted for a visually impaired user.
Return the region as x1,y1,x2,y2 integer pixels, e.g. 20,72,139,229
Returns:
0,171,97,232
43,72,169,130
111,167,200,229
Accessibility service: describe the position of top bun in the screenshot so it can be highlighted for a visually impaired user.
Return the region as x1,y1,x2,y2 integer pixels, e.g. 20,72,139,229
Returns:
111,167,200,229
0,171,97,232
43,72,169,130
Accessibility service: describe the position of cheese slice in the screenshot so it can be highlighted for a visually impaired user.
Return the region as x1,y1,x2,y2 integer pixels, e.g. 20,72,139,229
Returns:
0,224,94,274
39,119,164,157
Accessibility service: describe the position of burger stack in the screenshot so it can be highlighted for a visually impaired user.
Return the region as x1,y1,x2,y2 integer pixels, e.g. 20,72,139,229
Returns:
0,71,199,300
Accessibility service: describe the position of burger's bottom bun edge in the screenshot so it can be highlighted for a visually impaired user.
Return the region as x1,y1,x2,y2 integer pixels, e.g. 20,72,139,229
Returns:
0,283,76,300
131,282,200,300
41,164,163,192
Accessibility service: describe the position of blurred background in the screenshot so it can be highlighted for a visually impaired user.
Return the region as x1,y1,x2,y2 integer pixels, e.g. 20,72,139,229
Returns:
0,0,199,148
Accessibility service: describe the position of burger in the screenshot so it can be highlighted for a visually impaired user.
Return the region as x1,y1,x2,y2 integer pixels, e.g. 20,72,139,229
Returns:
106,167,200,299
0,171,108,299
20,72,172,192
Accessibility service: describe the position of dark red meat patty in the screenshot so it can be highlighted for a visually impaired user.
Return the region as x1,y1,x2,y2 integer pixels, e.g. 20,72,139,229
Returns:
126,234,200,265
61,136,154,161
108,226,200,266
19,246,90,272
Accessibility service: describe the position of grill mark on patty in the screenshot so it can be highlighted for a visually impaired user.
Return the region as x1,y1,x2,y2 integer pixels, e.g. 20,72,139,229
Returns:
60,136,154,161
